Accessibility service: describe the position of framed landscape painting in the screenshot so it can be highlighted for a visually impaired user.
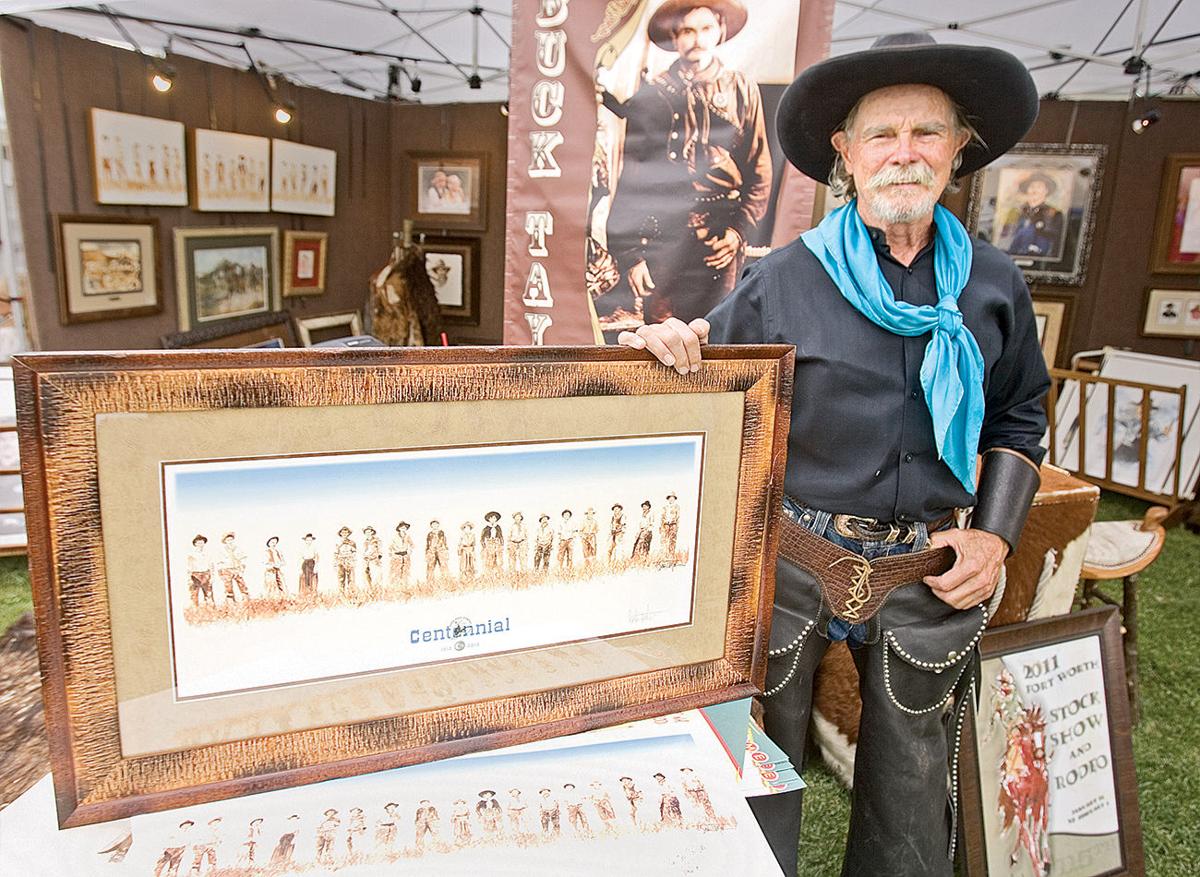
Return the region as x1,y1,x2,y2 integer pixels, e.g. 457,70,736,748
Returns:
55,214,162,323
173,227,280,331
14,345,793,825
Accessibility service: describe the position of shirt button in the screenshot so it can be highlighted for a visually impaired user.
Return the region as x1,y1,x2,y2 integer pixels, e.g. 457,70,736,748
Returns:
668,151,677,160
672,113,680,120
670,131,679,139
906,267,913,275
904,453,914,463
874,469,882,478
910,390,919,400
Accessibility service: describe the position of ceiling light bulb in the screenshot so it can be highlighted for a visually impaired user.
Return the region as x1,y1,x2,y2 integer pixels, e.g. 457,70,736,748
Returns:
1131,109,1161,134
151,71,173,93
274,104,294,124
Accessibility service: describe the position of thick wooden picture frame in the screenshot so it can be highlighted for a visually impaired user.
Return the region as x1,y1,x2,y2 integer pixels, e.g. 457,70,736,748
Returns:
1149,153,1200,275
409,151,488,232
14,345,792,827
161,311,297,349
173,227,280,331
282,230,329,297
294,311,363,346
421,234,481,326
958,608,1144,877
55,214,163,324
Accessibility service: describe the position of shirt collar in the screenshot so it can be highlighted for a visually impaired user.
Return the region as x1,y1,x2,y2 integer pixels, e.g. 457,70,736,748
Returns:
865,224,936,267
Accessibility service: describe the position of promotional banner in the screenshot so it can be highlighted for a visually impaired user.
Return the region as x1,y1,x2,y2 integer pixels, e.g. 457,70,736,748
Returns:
504,0,815,345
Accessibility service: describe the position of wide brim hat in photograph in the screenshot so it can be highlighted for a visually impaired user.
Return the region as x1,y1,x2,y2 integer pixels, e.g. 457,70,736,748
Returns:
1019,172,1058,194
776,32,1038,184
485,511,501,523
396,521,410,530
647,0,748,51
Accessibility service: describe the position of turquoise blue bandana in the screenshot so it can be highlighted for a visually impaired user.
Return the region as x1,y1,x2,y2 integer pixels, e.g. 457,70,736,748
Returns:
801,200,985,494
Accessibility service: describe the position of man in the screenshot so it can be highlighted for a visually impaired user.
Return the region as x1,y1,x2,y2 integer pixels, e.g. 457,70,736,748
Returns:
154,820,193,877
562,783,591,836
315,809,339,865
414,799,439,849
618,776,643,824
508,512,529,572
389,522,413,589
680,767,719,825
632,501,654,560
588,780,618,832
362,526,382,594
345,807,366,861
476,789,503,836
216,533,249,603
426,520,449,580
653,773,683,827
533,514,554,572
188,817,221,874
538,788,561,837
621,33,1047,876
600,0,770,326
580,508,599,564
334,526,357,596
270,815,300,867
299,533,319,598
458,521,477,580
186,535,214,608
1002,173,1064,259
263,537,285,598
557,510,576,570
239,818,263,866
376,802,400,851
481,511,504,572
450,799,472,844
608,503,626,560
660,492,681,558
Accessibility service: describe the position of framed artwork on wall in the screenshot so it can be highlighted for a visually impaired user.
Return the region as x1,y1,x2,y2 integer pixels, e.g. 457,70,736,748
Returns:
409,152,487,231
1031,293,1074,368
1141,287,1200,339
161,311,297,349
271,140,337,216
190,129,271,212
1149,154,1200,274
958,608,1144,877
282,230,329,297
173,227,280,331
421,235,481,326
12,345,792,825
88,108,187,206
55,214,162,324
295,311,363,346
966,144,1107,286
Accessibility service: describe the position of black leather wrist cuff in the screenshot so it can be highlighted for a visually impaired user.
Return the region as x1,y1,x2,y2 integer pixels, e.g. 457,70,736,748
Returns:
971,450,1041,554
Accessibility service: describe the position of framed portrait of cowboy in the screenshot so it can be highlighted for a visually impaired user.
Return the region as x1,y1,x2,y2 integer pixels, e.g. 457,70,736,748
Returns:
967,144,1107,285
13,344,791,826
958,608,1145,877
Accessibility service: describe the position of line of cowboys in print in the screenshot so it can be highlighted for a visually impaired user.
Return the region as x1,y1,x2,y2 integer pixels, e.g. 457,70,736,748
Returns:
148,769,720,875
182,493,683,605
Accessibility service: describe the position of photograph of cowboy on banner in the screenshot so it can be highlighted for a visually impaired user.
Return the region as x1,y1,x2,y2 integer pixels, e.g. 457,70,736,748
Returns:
588,0,799,340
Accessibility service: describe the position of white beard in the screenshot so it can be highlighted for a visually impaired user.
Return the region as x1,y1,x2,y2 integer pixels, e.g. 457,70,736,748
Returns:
863,186,941,224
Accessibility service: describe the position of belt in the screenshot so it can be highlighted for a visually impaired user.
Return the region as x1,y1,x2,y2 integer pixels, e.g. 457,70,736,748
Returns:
830,510,957,544
777,513,955,623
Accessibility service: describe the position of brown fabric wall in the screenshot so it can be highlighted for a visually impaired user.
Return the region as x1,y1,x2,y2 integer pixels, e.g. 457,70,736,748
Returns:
389,102,508,344
944,98,1200,365
0,18,398,351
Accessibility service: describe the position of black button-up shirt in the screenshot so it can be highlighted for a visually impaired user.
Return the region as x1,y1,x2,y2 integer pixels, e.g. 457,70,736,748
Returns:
707,228,1049,523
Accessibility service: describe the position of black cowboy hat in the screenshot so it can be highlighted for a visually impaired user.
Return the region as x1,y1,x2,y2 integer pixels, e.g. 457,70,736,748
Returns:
396,521,409,530
479,789,496,797
776,32,1037,185
485,511,501,522
1018,172,1057,195
647,0,747,52
612,503,623,510
192,534,207,544
338,526,352,536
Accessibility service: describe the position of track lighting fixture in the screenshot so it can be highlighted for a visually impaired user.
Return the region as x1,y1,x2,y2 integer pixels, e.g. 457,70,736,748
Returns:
274,102,295,125
1131,108,1161,134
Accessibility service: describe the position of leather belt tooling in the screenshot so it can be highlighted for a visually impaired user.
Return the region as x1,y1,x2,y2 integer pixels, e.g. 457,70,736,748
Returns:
776,513,956,622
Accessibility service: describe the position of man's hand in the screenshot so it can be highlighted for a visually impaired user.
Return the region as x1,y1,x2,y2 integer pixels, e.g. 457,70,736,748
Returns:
704,228,742,270
923,528,1007,610
617,317,710,375
627,260,655,298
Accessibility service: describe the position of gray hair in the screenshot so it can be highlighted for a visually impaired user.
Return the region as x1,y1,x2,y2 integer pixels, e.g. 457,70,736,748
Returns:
827,95,985,200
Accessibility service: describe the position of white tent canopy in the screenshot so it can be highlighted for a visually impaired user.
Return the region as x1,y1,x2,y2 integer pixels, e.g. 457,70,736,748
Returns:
3,0,1198,104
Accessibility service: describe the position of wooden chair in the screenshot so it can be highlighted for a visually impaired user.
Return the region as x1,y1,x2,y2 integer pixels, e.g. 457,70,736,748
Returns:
1079,506,1169,722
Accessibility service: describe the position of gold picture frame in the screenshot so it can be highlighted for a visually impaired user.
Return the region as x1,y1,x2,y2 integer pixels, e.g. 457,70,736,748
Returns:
15,346,792,826
282,230,329,298
55,214,163,324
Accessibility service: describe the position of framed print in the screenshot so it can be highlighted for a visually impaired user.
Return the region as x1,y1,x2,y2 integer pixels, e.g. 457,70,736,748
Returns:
959,607,1144,877
88,108,187,206
1141,287,1200,339
295,311,363,346
1051,348,1200,502
422,235,480,325
162,311,297,349
55,214,162,324
967,144,1106,285
282,230,328,297
271,140,337,216
1030,294,1073,368
13,344,793,825
1149,153,1200,274
409,152,487,231
173,227,280,331
190,129,270,212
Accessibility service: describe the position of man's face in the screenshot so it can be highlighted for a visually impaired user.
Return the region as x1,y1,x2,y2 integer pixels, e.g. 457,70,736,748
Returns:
832,84,967,226
432,170,447,191
672,7,722,67
1024,179,1049,206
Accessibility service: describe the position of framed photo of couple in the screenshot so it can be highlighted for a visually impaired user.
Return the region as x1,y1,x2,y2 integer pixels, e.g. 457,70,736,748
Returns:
14,345,793,826
409,152,487,231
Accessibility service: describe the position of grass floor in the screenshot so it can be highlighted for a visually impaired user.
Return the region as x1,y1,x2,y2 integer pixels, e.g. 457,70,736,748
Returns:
0,494,1195,873
798,492,1200,875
